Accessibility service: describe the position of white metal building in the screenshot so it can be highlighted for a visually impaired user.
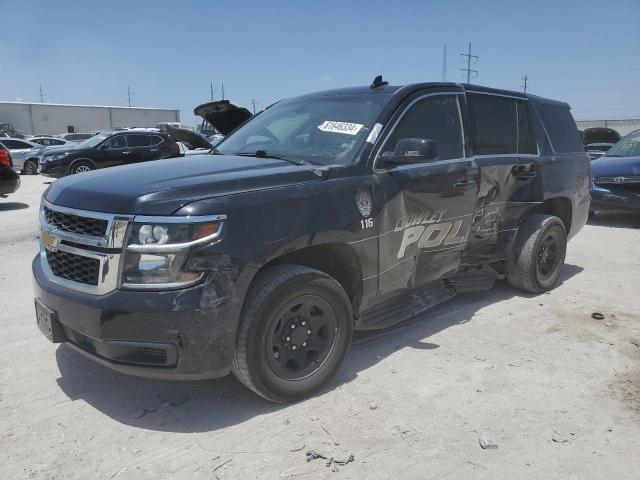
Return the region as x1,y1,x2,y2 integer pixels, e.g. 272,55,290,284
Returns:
576,118,640,137
0,101,180,135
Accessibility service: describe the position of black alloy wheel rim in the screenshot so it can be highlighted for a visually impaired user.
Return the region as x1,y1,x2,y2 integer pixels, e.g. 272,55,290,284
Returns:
537,230,561,281
266,294,338,381
24,162,35,174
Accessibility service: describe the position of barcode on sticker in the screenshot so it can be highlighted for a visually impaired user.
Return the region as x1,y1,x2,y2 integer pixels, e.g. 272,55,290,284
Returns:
317,121,364,135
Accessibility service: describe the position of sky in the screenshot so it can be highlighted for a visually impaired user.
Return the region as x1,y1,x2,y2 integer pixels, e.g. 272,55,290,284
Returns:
1,0,639,127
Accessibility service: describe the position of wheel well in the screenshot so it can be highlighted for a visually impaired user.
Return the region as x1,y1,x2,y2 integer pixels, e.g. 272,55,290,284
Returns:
69,158,95,170
263,243,363,312
530,197,572,233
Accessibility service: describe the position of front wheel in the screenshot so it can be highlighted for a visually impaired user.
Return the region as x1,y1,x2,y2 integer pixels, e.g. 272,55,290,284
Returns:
70,161,94,175
506,214,567,293
232,265,353,403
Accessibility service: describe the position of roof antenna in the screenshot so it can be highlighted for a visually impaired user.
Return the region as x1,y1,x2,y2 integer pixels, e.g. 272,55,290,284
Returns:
370,75,389,89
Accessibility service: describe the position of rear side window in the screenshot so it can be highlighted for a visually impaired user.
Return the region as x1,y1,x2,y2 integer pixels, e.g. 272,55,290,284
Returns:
150,135,164,146
517,101,537,155
2,140,32,149
535,103,583,153
467,94,517,155
384,95,464,161
128,134,151,147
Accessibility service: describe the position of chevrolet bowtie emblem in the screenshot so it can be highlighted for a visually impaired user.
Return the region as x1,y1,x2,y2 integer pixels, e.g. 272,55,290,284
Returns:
41,229,60,252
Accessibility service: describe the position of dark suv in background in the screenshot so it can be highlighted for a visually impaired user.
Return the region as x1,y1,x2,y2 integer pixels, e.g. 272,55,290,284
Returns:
0,147,20,197
39,130,181,177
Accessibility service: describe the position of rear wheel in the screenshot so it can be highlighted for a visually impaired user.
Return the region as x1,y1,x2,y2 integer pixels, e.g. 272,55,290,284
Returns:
22,159,38,175
506,214,567,293
232,265,353,403
70,161,93,175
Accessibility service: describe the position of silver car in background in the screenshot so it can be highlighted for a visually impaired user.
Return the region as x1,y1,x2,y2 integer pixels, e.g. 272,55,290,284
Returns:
0,138,44,174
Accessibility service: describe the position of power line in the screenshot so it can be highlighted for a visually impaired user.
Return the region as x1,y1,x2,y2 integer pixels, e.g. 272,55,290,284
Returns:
460,42,479,84
251,99,260,114
521,75,528,93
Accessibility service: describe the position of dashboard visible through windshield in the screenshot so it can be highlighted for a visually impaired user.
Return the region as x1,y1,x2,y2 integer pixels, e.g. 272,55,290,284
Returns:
215,94,390,166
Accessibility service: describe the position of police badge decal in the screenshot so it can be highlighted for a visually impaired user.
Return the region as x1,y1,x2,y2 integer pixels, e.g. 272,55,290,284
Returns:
355,187,372,217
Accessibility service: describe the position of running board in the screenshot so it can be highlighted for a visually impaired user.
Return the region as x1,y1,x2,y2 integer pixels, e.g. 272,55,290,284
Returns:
356,282,456,331
447,266,499,293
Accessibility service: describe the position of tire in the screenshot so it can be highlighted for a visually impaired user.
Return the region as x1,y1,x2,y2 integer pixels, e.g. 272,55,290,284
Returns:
22,159,38,175
506,214,567,293
70,161,94,175
232,265,353,403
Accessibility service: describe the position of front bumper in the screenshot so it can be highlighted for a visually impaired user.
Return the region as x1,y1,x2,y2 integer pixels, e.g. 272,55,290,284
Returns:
32,255,246,380
591,184,640,212
39,162,68,178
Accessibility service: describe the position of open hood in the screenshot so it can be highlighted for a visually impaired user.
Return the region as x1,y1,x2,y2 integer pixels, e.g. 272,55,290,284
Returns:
582,127,621,146
166,125,214,150
193,100,253,135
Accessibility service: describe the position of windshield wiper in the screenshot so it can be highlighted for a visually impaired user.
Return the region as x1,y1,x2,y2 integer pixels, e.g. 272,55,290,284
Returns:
235,150,305,166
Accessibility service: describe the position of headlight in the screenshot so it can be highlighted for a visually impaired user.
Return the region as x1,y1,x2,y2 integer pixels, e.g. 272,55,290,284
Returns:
120,215,225,289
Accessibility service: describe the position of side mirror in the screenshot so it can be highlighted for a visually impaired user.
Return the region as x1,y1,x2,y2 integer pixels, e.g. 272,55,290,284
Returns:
99,143,109,150
381,138,438,167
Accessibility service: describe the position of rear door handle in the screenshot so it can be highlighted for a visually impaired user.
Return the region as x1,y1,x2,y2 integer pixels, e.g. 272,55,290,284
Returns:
122,151,130,155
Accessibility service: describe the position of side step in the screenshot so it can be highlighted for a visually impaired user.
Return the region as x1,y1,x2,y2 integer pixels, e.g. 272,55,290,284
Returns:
446,266,499,293
356,282,456,331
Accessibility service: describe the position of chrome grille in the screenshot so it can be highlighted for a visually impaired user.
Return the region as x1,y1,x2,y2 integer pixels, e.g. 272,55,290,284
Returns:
46,250,100,286
594,175,640,185
44,205,108,236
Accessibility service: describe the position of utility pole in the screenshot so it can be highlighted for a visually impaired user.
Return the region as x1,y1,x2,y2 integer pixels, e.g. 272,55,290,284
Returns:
221,83,225,100
460,42,479,84
127,86,133,107
38,85,45,103
442,45,447,82
210,82,214,101
251,99,260,114
521,75,528,93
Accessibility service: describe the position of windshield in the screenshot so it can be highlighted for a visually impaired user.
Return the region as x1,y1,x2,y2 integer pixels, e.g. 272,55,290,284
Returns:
606,131,640,157
216,94,389,166
77,133,109,149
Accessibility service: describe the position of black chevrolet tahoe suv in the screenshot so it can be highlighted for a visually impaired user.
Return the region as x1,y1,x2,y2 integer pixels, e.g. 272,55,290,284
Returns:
39,130,180,177
33,79,590,402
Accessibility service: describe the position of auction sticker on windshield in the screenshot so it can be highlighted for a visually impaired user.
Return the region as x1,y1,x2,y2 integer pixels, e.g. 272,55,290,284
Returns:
318,121,364,135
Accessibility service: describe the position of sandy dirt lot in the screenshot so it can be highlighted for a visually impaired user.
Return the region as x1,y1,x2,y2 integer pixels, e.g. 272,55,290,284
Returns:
1,176,639,479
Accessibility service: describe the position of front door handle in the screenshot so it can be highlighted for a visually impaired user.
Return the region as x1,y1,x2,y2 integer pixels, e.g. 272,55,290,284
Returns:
122,151,130,155
453,179,477,191
512,166,536,180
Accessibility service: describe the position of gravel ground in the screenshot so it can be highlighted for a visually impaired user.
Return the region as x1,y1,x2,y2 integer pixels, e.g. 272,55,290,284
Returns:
1,176,639,479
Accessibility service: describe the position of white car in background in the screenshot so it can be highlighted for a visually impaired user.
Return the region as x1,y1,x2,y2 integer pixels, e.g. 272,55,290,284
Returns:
0,138,44,175
29,136,76,148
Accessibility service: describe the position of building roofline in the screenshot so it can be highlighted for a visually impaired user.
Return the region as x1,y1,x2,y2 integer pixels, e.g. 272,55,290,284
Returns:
575,117,640,122
0,101,179,111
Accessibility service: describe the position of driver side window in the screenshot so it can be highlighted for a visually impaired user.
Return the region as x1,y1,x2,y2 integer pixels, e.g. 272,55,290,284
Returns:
384,95,464,161
108,136,128,149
